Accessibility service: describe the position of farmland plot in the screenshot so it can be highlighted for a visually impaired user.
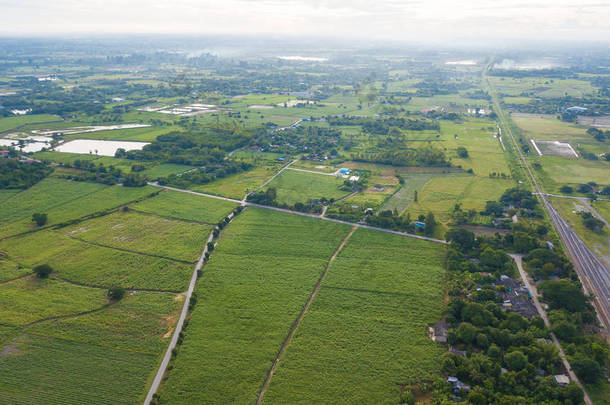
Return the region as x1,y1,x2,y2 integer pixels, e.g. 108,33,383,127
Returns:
265,169,350,205
159,208,351,404
132,190,237,224
0,295,179,405
0,231,192,291
0,178,155,238
61,211,212,263
263,229,446,404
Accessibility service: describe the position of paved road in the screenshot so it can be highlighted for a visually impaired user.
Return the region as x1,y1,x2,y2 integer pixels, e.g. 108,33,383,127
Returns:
487,71,610,340
510,255,593,405
149,183,447,245
286,167,336,176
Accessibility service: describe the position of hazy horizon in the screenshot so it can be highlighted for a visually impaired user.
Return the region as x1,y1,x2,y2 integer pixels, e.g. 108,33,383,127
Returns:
1,0,609,44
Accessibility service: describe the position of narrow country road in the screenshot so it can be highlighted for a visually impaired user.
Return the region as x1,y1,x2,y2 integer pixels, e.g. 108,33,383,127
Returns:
144,210,236,404
510,254,593,405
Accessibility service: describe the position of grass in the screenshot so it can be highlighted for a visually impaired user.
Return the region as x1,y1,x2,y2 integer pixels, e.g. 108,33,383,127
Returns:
0,289,180,403
193,165,279,199
0,178,106,229
0,179,156,238
61,125,178,142
159,208,351,404
511,113,588,142
593,200,610,224
61,211,211,262
132,190,236,224
0,189,19,205
0,276,107,326
0,258,29,282
0,114,60,132
266,169,351,205
407,176,515,223
381,174,433,213
264,228,446,404
535,156,610,192
0,230,192,291
26,291,181,357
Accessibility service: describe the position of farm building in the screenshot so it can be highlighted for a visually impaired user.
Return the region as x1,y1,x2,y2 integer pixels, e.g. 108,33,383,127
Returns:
554,374,570,386
428,320,448,343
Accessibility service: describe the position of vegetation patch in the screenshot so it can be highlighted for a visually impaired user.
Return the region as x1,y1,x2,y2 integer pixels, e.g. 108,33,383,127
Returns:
264,228,446,404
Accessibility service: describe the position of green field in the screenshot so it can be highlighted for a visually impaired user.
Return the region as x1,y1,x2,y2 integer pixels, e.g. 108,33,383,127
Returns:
264,228,446,404
266,169,350,205
61,211,211,262
593,200,610,224
141,163,192,178
381,174,434,213
511,113,588,141
193,165,278,199
0,258,29,282
0,277,107,326
407,175,515,223
0,178,155,238
159,208,351,403
0,114,60,132
132,190,236,224
0,230,192,291
536,156,610,192
0,292,180,404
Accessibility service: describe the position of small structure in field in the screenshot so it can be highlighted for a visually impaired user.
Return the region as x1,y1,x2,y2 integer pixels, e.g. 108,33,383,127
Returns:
554,374,570,386
428,320,448,343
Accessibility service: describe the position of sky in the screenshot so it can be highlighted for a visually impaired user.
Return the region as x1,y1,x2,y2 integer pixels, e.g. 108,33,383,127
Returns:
0,0,609,43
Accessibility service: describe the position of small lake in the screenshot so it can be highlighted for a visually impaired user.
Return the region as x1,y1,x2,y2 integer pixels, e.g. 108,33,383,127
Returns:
0,136,53,153
54,139,149,156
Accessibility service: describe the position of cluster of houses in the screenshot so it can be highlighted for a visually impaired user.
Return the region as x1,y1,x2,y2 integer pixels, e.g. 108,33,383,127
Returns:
0,150,40,163
495,275,538,318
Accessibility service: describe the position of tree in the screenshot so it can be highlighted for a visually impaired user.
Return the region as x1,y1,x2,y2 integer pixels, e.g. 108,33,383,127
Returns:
560,185,573,194
413,190,418,202
457,322,477,344
446,228,475,252
571,356,602,383
539,280,589,313
424,211,436,236
33,264,53,278
456,146,469,158
32,212,47,226
505,350,528,371
107,287,125,301
468,392,487,405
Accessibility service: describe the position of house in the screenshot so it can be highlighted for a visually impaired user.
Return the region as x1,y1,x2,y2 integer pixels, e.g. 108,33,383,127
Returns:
428,320,448,343
0,150,9,158
415,221,426,228
447,376,471,394
348,175,360,182
449,346,467,357
566,106,587,114
373,185,385,191
554,374,570,386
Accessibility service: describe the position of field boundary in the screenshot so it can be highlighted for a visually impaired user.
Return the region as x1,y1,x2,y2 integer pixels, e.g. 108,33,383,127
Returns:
255,226,358,405
63,234,197,265
128,208,217,226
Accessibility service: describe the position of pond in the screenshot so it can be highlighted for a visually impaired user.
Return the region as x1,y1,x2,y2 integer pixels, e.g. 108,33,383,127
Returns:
54,139,149,156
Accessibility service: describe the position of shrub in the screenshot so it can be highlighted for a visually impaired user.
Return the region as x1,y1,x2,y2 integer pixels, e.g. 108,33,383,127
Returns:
32,212,47,226
107,287,126,301
33,264,53,278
